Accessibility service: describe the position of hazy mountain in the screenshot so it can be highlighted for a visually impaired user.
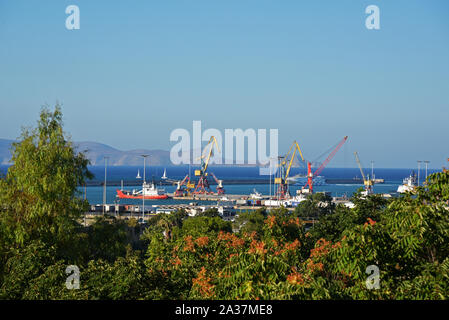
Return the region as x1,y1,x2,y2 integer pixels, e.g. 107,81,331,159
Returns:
0,139,14,164
0,139,171,166
75,141,171,166
0,139,301,167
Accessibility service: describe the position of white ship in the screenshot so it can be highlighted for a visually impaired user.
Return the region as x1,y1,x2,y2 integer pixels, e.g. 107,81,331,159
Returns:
289,190,308,207
249,188,262,199
397,172,417,193
117,181,169,199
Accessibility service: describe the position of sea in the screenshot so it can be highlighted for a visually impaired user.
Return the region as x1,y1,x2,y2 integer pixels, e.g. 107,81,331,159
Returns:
0,165,439,206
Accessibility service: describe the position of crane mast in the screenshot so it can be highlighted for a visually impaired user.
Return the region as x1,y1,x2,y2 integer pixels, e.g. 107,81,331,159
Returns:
354,151,373,195
275,140,305,199
302,136,348,194
193,136,224,195
173,174,191,197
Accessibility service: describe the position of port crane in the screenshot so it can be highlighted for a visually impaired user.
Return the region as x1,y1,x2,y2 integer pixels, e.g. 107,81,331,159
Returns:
302,136,348,194
210,172,225,194
193,136,224,195
274,140,305,199
354,151,373,195
173,174,194,197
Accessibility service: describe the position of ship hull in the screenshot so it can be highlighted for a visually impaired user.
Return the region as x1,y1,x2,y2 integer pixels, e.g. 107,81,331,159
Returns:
116,189,169,200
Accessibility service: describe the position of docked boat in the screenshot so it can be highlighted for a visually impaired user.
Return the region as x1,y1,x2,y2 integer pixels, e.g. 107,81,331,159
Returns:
289,190,308,206
397,172,417,193
249,188,262,199
117,181,169,199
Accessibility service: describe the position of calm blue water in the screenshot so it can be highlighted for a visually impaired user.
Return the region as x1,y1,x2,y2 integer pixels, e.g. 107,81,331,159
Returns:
81,183,402,206
83,165,437,184
1,165,439,205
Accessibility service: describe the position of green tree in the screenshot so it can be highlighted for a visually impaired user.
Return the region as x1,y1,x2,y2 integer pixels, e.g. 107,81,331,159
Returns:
0,105,92,251
196,208,220,218
87,216,129,262
233,208,266,235
180,216,232,238
294,192,335,219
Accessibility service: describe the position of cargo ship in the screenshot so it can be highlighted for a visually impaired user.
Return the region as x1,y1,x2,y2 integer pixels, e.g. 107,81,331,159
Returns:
116,182,169,199
397,172,417,193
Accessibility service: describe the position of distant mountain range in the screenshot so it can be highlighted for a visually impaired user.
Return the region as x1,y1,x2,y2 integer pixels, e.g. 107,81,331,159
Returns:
0,139,171,166
0,138,303,167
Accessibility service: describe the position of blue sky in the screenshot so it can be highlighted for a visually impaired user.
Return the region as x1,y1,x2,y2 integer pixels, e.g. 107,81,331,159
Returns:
0,0,448,168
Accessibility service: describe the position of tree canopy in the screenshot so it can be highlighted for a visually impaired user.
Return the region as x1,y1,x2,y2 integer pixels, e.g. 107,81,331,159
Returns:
0,106,448,300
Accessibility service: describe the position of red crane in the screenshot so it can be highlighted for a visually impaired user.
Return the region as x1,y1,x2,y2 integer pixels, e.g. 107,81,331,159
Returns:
210,172,225,195
303,136,348,194
173,174,191,197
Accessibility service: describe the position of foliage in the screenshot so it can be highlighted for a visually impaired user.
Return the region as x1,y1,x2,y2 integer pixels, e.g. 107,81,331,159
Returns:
233,208,266,236
294,192,334,219
1,106,448,300
0,105,92,250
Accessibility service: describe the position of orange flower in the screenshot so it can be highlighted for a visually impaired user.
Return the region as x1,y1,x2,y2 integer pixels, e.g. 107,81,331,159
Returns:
218,232,245,248
266,215,276,228
227,253,238,261
192,267,215,298
307,260,324,272
195,236,209,247
284,239,301,251
171,256,182,267
310,238,331,258
288,217,302,227
183,235,195,252
332,241,342,249
249,239,267,255
287,267,305,285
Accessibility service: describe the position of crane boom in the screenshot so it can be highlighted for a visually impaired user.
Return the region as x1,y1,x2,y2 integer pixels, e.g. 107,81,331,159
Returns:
195,136,220,176
313,136,348,178
353,151,373,194
203,136,219,174
354,152,367,182
193,136,224,195
275,140,305,199
283,140,305,181
303,136,348,193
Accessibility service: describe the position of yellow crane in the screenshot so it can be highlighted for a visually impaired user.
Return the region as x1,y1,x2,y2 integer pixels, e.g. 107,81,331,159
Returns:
274,140,305,199
193,136,223,194
195,136,220,177
354,152,373,195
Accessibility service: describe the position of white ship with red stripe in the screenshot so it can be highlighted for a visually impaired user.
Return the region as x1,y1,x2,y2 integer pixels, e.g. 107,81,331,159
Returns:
116,181,169,200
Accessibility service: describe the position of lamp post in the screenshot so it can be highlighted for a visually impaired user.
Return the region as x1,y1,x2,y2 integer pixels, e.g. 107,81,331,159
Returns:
141,154,149,223
269,160,272,200
424,160,430,182
84,184,87,226
103,156,109,215
417,160,422,186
